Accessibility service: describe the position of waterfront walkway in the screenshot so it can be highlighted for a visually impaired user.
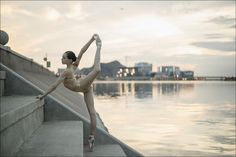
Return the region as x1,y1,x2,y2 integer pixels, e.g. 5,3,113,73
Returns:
0,44,142,157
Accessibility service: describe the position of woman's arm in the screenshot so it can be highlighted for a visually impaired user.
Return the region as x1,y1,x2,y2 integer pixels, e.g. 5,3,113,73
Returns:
36,73,66,100
73,34,98,67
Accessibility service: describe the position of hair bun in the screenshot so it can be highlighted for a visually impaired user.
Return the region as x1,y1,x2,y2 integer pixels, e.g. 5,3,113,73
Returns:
65,51,76,62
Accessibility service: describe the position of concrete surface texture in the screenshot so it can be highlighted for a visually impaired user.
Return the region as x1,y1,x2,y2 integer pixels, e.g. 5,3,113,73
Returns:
0,71,6,96
1,95,40,115
84,144,126,157
0,94,128,157
0,44,144,157
0,44,98,125
1,95,44,156
17,121,84,157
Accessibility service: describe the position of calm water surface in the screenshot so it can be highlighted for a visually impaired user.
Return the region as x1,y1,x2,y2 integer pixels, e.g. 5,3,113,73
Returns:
92,81,235,156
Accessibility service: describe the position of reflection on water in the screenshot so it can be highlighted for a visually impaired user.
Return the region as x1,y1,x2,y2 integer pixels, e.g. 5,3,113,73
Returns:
93,81,236,156
93,82,195,98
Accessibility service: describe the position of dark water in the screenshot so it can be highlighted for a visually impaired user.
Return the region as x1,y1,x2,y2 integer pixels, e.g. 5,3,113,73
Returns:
93,81,236,156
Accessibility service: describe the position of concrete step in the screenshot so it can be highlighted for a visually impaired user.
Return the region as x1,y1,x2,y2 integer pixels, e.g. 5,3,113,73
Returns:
0,95,44,156
17,121,83,157
84,144,126,157
0,96,43,130
0,70,6,96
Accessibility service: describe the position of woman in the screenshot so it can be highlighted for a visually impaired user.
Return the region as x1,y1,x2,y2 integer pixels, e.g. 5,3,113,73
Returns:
36,34,102,152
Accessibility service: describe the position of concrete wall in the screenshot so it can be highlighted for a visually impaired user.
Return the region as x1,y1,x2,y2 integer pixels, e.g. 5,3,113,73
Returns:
0,60,45,156
0,45,144,157
0,98,44,156
0,45,52,75
1,66,41,96
1,62,143,157
44,95,143,157
0,71,6,96
0,45,90,119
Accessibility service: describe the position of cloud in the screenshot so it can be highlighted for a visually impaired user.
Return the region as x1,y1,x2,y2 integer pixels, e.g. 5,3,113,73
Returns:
1,4,36,17
45,7,61,21
1,1,235,76
191,41,235,52
229,24,236,28
204,34,225,39
65,3,88,20
207,16,235,25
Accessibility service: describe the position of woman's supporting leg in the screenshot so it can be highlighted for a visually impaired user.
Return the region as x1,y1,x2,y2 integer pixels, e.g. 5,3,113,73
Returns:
84,87,97,135
80,47,101,88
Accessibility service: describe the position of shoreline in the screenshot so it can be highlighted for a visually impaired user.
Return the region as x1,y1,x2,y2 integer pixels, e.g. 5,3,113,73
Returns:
94,80,236,84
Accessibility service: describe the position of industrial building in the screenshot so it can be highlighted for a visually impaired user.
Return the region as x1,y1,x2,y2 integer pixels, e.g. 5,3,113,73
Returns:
135,62,152,76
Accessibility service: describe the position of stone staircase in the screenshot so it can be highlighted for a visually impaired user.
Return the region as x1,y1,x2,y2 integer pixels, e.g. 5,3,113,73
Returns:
1,96,44,156
0,44,143,157
17,121,84,157
0,68,128,156
1,95,126,157
0,66,127,156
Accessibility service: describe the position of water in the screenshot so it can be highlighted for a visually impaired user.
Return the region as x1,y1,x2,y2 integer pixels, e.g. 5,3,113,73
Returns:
92,81,236,156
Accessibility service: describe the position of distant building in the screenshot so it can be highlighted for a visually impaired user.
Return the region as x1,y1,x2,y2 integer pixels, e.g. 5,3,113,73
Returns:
135,62,152,76
117,67,138,78
156,66,181,80
181,71,194,80
153,66,194,80
117,64,194,80
153,72,169,80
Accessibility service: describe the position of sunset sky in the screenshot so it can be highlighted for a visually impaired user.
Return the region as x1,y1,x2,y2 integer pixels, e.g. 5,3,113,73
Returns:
1,1,235,76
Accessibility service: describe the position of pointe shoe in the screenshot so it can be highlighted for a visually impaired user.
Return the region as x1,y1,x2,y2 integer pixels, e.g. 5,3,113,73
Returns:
88,135,95,152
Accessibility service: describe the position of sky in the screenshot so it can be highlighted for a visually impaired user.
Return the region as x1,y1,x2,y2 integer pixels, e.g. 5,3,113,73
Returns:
1,1,235,76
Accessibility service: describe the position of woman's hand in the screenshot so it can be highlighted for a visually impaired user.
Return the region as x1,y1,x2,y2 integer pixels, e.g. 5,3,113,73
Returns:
92,34,102,47
36,94,44,100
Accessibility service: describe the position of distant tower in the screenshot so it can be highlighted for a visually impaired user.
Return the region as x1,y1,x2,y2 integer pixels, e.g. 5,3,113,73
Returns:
0,30,9,45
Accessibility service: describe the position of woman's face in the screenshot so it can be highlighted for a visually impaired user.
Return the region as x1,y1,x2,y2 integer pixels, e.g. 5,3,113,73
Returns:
61,53,71,64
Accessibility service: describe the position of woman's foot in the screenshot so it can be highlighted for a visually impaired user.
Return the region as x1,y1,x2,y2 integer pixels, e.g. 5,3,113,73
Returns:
93,34,98,40
95,36,102,48
88,135,95,152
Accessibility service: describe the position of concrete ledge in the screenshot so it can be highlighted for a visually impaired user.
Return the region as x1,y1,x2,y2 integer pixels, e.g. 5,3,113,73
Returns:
0,96,44,156
84,144,126,157
0,44,53,74
45,96,144,157
1,64,42,96
0,70,6,79
0,96,44,131
17,121,83,157
0,71,6,96
0,63,144,157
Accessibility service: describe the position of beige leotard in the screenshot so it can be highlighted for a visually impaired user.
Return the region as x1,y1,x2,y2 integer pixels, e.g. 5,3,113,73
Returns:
63,67,88,92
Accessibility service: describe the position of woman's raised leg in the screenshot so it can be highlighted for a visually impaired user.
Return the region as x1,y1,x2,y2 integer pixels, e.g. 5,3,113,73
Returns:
80,45,101,88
